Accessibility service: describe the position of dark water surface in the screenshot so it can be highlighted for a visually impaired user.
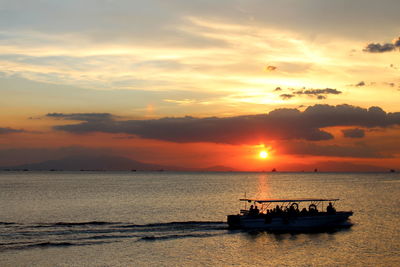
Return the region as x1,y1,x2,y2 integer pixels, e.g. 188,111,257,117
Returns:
1,171,399,266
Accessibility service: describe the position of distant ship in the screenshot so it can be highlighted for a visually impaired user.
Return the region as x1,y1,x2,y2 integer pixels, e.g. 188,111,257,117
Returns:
227,198,353,231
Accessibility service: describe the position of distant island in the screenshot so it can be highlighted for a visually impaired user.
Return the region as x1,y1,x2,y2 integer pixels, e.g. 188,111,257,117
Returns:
1,155,168,171
1,155,395,173
0,155,237,172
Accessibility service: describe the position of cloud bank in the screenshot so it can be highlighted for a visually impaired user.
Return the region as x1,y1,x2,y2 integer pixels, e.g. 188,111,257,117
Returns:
283,141,387,158
48,104,400,144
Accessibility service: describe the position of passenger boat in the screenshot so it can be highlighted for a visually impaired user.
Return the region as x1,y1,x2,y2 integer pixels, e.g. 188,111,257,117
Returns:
227,198,353,231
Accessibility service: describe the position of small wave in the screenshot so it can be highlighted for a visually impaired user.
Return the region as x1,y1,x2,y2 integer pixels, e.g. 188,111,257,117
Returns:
0,222,15,225
30,241,78,248
6,220,225,229
138,233,218,242
147,221,225,226
1,220,230,250
121,221,226,228
52,221,119,227
0,240,111,251
31,221,121,228
76,234,141,241
1,221,228,247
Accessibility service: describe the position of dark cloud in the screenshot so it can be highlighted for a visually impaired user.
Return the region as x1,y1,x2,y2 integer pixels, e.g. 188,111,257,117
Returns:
363,36,400,53
0,127,24,134
46,113,115,121
277,87,342,100
363,43,396,53
342,128,365,138
355,81,365,87
274,87,282,91
50,104,400,144
283,141,388,158
280,94,294,100
301,105,399,128
294,88,342,96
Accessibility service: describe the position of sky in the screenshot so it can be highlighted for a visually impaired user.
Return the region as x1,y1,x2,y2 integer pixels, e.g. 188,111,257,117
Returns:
1,0,400,171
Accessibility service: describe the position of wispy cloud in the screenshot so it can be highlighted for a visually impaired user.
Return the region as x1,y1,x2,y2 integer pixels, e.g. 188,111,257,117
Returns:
0,13,366,102
47,113,115,121
1,2,400,119
0,127,25,134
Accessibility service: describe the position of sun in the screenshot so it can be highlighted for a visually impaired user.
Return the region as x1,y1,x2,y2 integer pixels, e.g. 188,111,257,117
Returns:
259,150,268,159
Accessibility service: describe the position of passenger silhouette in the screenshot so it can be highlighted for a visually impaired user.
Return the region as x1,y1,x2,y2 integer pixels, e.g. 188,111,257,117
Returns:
249,205,256,216
327,202,336,214
301,207,307,215
275,205,281,215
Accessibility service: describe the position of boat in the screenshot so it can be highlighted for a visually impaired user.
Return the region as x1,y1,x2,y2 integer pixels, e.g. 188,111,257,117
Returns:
227,198,353,231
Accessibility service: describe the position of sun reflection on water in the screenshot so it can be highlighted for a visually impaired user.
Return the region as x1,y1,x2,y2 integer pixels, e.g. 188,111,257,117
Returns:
255,174,271,199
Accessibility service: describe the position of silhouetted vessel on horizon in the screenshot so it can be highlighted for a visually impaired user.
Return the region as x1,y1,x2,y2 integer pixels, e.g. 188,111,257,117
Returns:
227,198,353,231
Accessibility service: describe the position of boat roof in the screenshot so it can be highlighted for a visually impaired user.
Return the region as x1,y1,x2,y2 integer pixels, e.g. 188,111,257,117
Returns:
239,198,339,203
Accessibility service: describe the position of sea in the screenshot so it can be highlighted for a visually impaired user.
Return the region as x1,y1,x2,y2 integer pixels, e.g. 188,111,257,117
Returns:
0,171,399,267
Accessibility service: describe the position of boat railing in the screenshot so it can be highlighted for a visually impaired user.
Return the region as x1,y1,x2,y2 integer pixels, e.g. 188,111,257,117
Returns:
240,209,249,215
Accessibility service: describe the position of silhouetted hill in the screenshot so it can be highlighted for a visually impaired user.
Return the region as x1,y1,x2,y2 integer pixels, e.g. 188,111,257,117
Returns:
3,155,169,171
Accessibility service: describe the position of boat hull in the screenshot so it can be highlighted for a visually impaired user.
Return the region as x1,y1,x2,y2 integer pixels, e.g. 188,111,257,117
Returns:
227,211,353,231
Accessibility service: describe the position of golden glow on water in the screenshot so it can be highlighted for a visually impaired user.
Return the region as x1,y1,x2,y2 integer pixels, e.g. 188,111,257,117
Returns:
256,174,271,199
0,172,399,266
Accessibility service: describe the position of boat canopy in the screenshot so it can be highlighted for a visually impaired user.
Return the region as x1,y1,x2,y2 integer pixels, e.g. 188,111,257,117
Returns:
239,198,339,203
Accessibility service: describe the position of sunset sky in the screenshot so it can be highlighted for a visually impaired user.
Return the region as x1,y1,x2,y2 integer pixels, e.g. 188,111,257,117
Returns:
1,0,399,171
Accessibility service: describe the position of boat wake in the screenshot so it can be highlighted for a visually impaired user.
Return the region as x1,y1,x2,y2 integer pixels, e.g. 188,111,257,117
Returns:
0,221,228,251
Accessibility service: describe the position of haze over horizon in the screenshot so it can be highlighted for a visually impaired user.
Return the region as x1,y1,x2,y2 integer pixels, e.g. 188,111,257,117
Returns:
1,0,400,171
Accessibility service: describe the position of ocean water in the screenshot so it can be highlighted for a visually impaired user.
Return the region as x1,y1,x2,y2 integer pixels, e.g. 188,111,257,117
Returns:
0,171,399,266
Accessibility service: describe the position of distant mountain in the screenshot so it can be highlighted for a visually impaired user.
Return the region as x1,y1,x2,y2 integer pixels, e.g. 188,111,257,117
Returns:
3,155,169,171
